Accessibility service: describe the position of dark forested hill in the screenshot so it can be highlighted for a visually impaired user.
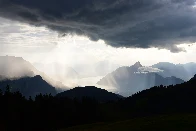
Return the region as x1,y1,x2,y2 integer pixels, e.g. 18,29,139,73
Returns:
122,74,196,114
56,86,123,102
0,75,57,98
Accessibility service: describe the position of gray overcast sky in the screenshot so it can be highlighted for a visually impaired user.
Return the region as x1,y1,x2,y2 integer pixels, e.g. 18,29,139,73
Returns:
1,0,196,87
0,17,196,67
1,0,196,52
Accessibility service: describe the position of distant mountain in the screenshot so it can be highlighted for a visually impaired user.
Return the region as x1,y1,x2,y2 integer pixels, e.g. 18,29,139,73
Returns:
94,60,120,76
56,86,123,102
0,56,68,89
0,56,36,78
152,62,196,81
97,62,184,97
0,75,57,98
133,61,143,68
72,60,120,78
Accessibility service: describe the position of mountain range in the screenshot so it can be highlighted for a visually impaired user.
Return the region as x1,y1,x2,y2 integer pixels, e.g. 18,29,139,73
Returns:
1,55,196,98
97,62,185,97
152,62,196,81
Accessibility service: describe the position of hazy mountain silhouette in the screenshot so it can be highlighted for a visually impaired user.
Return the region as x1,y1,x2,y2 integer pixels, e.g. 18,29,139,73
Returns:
152,62,196,81
94,60,120,76
72,60,120,78
0,75,57,98
0,56,36,78
56,86,123,102
0,56,68,89
97,62,184,97
133,61,143,68
33,62,79,84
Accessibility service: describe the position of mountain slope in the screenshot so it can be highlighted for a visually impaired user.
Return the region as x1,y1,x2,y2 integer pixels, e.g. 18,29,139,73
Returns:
0,56,36,78
56,86,123,102
0,75,57,98
97,62,184,97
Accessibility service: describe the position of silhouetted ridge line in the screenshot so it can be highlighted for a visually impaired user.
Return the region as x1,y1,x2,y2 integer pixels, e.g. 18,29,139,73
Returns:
121,74,196,114
56,86,123,102
0,75,57,98
190,74,196,81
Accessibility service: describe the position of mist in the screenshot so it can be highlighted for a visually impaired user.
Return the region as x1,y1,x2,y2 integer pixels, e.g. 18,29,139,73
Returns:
0,56,36,79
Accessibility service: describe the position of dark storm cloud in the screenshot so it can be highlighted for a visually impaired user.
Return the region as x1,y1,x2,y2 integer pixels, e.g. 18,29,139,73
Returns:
0,0,196,52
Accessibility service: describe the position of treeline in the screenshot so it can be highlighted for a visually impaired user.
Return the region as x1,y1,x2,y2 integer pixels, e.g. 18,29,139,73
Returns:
123,80,196,115
0,85,118,131
2,77,196,131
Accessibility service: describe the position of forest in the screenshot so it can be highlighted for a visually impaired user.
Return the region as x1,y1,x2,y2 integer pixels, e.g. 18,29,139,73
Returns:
1,75,196,131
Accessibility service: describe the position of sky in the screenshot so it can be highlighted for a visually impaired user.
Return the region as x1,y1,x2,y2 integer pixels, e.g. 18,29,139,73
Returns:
1,17,196,67
1,0,196,86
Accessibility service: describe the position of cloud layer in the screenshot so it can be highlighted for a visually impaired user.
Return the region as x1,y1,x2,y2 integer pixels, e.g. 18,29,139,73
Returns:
0,0,196,52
